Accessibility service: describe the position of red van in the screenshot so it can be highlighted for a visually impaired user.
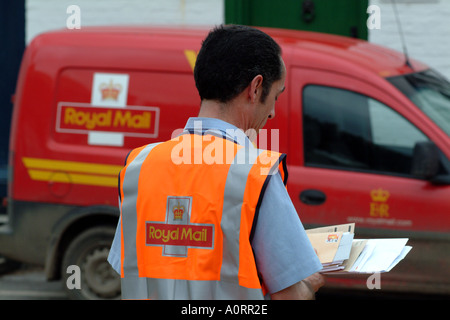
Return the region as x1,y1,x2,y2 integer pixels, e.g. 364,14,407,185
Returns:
0,26,449,299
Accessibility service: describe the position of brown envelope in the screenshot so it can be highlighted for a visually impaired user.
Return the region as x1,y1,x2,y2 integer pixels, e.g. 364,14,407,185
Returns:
306,223,355,234
306,231,344,264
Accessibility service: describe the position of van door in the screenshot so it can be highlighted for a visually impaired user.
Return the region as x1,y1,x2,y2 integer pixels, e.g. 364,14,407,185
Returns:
287,67,450,292
287,68,450,234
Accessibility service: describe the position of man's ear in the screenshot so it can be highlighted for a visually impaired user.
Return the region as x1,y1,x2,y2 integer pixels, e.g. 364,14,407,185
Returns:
248,75,264,103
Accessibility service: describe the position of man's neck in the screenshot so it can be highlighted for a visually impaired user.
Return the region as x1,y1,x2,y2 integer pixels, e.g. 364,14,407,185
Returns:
198,99,249,131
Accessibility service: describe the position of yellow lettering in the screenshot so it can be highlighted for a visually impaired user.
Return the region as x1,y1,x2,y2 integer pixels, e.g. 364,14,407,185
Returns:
147,226,180,243
171,229,179,241
162,229,170,243
75,111,87,127
130,112,150,129
179,228,207,242
113,110,130,127
193,231,201,241
148,226,155,238
96,110,112,128
370,202,390,218
181,227,192,240
63,107,112,130
154,228,161,239
64,107,76,124
113,111,151,129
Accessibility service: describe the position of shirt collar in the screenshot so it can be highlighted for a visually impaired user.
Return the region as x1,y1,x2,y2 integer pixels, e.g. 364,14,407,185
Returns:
183,117,253,148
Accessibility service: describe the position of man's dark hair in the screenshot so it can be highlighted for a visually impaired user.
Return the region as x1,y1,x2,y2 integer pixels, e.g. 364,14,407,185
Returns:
194,25,282,104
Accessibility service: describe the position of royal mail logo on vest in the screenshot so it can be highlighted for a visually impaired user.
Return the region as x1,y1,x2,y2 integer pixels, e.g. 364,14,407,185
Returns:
146,196,214,257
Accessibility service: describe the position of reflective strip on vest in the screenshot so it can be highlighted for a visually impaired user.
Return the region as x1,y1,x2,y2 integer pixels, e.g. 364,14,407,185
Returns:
120,139,283,299
121,143,162,279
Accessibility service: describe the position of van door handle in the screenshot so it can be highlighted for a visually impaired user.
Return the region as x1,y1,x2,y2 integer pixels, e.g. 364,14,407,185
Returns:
300,189,326,205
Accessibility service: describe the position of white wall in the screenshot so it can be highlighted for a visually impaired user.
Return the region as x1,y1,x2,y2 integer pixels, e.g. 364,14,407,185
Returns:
369,0,450,80
25,0,224,43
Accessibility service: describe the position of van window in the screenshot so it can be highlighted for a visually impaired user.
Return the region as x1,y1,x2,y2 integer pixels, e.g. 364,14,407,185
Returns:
387,69,450,137
303,85,429,177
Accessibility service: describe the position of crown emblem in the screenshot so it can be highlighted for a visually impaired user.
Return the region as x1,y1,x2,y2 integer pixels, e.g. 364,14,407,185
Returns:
172,201,185,220
370,188,390,202
99,79,122,101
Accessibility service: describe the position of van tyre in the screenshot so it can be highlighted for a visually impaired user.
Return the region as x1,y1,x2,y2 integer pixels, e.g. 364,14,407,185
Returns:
62,226,121,300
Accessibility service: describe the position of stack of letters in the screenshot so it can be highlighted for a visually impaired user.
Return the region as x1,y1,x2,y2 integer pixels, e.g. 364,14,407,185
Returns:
306,223,412,274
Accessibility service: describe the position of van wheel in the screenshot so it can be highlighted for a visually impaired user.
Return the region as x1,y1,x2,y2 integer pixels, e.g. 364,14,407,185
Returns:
62,226,121,300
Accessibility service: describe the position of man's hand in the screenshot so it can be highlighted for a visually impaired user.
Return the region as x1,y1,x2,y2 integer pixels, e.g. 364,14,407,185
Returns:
270,272,326,300
303,272,326,293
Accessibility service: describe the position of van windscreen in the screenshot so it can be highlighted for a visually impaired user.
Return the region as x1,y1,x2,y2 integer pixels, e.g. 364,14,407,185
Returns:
387,69,450,137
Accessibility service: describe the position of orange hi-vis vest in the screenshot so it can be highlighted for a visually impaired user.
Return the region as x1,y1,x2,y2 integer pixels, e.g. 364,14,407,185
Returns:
119,132,287,299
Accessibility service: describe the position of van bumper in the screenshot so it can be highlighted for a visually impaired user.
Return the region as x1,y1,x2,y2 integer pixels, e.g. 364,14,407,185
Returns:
0,200,73,266
0,199,119,281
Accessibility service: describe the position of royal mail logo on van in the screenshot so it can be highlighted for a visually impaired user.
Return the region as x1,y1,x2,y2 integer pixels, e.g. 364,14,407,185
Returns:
56,102,160,138
146,196,214,257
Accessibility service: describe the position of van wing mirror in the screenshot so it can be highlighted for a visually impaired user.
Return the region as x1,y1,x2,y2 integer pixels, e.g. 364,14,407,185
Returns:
411,141,450,185
411,141,440,180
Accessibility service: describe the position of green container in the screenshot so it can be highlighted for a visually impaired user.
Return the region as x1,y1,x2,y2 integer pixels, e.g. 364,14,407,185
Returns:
225,0,369,40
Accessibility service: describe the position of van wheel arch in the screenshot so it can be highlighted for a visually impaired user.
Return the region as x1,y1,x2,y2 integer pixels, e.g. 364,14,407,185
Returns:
45,206,119,282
